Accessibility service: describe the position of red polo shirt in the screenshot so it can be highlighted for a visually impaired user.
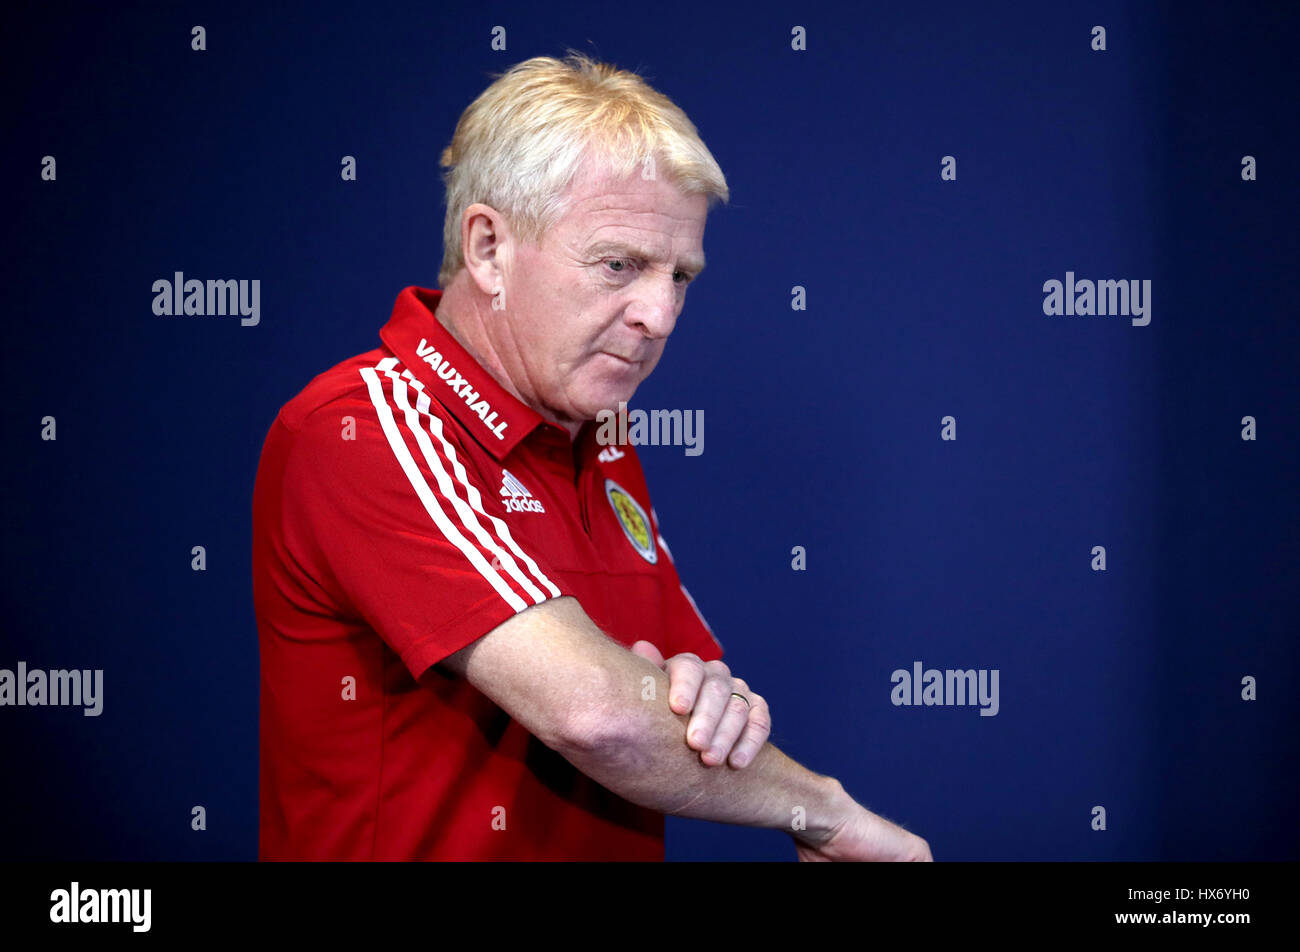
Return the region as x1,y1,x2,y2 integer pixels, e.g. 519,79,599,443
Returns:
252,286,722,861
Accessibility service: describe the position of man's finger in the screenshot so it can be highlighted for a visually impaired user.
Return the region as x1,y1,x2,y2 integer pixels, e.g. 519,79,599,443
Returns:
726,693,771,768
700,690,752,766
684,661,734,750
663,652,705,715
630,640,666,668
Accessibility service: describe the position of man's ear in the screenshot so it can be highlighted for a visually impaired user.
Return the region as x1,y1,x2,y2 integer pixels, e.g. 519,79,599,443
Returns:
461,202,511,298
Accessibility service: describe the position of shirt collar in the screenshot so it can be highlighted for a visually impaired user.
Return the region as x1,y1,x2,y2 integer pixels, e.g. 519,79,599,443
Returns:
379,286,562,461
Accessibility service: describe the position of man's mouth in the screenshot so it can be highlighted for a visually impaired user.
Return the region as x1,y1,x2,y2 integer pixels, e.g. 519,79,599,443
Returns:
601,352,640,366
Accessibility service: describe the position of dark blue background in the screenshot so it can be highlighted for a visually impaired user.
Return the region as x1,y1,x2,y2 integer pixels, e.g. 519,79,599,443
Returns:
3,0,1296,861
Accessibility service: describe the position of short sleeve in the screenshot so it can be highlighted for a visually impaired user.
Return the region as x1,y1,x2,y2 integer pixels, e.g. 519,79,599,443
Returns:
271,384,570,681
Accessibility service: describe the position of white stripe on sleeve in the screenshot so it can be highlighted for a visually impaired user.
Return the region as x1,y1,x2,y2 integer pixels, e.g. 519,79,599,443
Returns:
380,364,555,603
360,361,528,611
390,366,561,599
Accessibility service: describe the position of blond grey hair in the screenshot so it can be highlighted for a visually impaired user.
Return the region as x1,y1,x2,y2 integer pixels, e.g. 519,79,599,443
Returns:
437,51,729,288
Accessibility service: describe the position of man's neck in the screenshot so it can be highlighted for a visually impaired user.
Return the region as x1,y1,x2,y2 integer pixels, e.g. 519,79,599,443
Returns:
434,279,583,442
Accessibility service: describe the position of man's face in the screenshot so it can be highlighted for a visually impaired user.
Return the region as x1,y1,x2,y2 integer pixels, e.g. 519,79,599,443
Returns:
491,156,709,428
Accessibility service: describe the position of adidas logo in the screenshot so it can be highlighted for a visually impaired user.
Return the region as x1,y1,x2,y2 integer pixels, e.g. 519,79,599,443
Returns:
499,469,545,513
598,446,625,463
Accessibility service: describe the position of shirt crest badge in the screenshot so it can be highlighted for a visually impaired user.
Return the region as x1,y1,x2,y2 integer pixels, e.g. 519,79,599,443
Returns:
604,479,656,564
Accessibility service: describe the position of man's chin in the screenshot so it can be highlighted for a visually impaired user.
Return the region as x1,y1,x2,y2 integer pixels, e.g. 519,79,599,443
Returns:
578,389,639,421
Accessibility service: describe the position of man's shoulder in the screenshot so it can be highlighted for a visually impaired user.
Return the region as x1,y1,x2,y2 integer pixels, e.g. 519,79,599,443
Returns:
275,345,390,434
263,344,481,487
275,346,466,437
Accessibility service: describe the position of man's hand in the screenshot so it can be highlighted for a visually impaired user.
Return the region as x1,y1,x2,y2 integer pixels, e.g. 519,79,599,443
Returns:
630,641,770,768
793,797,934,862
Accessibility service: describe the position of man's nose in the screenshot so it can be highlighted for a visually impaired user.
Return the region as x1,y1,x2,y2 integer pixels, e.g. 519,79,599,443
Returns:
627,272,679,340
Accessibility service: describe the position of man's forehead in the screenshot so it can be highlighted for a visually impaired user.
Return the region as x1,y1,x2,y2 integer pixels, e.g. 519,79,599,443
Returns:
564,154,706,214
556,166,707,267
566,176,703,216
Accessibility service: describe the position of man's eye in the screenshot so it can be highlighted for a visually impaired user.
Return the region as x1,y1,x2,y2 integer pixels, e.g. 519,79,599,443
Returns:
673,270,692,284
606,259,633,273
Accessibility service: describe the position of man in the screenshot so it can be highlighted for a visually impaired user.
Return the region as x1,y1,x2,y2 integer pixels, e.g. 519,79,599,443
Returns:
252,52,932,862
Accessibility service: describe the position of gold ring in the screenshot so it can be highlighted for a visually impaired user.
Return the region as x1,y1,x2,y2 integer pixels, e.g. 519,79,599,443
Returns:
730,692,750,708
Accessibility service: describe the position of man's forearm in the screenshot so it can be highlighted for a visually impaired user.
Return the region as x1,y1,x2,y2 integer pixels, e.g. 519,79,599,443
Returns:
558,649,851,846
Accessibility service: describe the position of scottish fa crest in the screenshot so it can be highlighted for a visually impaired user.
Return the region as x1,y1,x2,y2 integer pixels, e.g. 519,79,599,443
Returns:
604,479,656,564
